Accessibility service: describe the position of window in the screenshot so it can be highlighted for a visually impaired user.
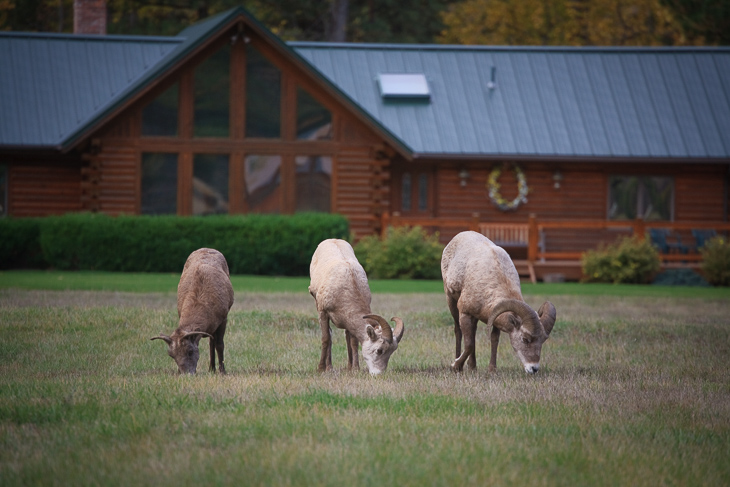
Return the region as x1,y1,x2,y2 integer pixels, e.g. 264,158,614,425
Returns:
245,155,281,213
141,153,178,214
608,176,673,221
246,45,281,138
402,173,412,211
194,46,230,137
401,171,430,213
0,164,7,217
297,88,332,140
142,83,179,136
296,156,331,212
378,73,431,100
193,154,229,215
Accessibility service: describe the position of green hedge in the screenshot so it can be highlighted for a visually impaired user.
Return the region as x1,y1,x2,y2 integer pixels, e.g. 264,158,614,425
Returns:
0,218,46,269
1,213,349,275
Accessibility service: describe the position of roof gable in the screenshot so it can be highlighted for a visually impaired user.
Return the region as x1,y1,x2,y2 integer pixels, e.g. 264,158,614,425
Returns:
0,32,181,149
293,43,730,160
0,8,266,151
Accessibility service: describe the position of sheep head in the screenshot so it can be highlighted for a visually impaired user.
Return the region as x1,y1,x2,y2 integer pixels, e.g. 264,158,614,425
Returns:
150,330,213,374
362,315,405,376
487,300,556,374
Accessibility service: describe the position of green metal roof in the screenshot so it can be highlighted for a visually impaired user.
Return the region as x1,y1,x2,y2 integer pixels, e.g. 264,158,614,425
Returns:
2,6,729,161
292,43,730,160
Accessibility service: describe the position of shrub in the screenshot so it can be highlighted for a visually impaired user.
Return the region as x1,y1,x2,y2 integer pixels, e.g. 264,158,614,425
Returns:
354,226,443,279
581,235,661,284
0,218,47,269
700,236,730,286
20,212,348,275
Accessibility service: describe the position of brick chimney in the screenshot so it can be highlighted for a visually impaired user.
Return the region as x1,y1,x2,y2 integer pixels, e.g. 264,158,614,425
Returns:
74,0,107,35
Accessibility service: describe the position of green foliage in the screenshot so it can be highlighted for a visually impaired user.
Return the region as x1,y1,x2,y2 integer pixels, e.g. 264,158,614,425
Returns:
439,0,691,46
0,218,47,269
700,236,730,286
581,236,661,284
3,213,348,275
354,226,444,279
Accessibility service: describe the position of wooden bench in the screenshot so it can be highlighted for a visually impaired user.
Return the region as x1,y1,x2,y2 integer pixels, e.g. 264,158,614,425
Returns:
479,223,545,283
479,223,545,251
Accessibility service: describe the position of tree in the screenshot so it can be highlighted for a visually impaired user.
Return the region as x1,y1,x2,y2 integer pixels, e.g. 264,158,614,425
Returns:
661,0,730,45
438,0,694,46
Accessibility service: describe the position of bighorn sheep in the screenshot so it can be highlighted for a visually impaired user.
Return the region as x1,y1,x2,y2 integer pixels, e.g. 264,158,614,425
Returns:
441,231,556,374
151,248,234,374
309,239,404,375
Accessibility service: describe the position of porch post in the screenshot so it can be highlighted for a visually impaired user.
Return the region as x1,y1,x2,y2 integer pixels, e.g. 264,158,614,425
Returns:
528,213,539,262
634,217,646,241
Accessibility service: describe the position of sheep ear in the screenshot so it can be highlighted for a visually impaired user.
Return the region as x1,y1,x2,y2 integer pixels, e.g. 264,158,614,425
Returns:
366,325,378,341
150,334,172,345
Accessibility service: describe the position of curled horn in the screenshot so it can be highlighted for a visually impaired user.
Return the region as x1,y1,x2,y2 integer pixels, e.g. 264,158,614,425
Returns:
391,317,405,343
537,301,557,336
363,314,393,343
486,299,542,336
181,330,214,340
150,334,173,345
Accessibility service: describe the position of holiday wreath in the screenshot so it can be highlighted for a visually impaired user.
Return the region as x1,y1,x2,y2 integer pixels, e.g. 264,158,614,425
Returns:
487,163,529,211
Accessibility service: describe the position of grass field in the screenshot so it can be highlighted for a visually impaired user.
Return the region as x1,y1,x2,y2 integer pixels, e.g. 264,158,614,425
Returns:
1,274,729,486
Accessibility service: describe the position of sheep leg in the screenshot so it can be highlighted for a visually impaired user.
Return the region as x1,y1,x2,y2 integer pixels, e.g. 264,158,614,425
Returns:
346,330,359,371
318,311,333,372
447,296,462,360
451,314,477,372
213,320,227,374
488,324,500,373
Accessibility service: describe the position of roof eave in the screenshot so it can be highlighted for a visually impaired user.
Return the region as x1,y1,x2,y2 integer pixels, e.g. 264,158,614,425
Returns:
410,153,730,164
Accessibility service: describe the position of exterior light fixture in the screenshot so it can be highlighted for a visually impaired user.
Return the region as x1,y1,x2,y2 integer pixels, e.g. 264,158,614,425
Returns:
459,168,470,187
553,170,563,189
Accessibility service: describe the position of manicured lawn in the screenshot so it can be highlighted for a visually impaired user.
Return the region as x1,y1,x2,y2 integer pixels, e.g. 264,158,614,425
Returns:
0,284,729,486
2,270,729,298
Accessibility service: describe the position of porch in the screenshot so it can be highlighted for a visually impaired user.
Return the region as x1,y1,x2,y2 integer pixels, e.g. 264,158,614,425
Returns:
380,212,730,283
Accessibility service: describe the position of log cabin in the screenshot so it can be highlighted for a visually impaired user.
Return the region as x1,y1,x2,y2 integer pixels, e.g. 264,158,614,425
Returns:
1,5,729,280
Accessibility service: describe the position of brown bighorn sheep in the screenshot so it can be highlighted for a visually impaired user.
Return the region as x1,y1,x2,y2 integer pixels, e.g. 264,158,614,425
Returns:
309,239,405,375
441,231,556,374
151,248,234,374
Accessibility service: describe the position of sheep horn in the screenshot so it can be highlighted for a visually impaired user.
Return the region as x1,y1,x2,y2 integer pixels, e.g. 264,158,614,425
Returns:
538,301,557,336
181,331,214,340
150,334,172,345
391,317,405,343
363,314,393,343
486,299,542,337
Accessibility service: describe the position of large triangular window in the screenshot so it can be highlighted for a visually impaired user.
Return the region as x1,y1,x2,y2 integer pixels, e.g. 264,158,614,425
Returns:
297,88,332,140
194,45,230,137
246,45,281,138
141,83,178,136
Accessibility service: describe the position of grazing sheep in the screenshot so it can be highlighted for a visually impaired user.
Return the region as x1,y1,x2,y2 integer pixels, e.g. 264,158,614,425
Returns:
151,248,234,374
309,239,405,375
441,231,556,374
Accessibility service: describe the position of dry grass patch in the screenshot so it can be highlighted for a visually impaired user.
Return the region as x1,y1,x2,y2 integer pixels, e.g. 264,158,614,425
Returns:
1,289,729,486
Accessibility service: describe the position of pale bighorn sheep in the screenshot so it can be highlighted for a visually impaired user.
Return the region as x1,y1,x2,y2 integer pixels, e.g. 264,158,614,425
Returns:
151,248,234,374
309,239,405,375
441,231,556,374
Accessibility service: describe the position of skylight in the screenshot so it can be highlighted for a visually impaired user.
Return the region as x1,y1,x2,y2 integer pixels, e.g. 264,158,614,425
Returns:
377,74,430,100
